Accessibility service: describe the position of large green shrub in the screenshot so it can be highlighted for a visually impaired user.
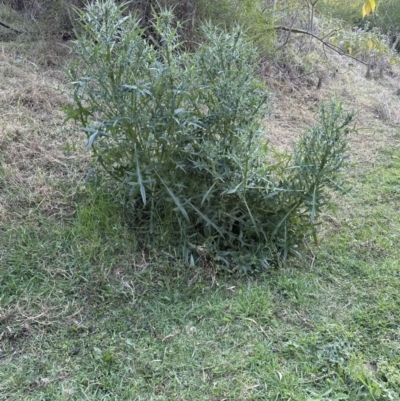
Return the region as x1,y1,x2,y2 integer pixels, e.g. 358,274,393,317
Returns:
65,0,355,272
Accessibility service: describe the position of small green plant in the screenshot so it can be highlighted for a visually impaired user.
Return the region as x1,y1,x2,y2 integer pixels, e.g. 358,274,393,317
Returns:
65,0,355,271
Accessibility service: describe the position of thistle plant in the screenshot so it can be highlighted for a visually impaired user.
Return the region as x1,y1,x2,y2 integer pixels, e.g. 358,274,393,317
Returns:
65,0,355,272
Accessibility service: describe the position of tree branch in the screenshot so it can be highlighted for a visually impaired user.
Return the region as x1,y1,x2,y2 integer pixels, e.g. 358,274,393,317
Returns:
391,33,400,51
274,25,368,66
0,21,24,35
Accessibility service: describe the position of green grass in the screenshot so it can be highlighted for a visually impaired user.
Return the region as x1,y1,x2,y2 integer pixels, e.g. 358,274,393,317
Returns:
1,143,400,400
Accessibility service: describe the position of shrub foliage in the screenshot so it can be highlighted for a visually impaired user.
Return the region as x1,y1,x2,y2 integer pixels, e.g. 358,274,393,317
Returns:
65,0,355,272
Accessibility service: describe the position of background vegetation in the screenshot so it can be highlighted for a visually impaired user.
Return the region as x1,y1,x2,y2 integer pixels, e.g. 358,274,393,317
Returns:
316,0,400,50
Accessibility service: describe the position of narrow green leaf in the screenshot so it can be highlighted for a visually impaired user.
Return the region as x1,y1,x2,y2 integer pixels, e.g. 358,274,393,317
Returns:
310,185,317,222
85,129,110,148
201,182,217,206
136,155,146,205
271,203,298,238
156,174,190,222
189,202,225,236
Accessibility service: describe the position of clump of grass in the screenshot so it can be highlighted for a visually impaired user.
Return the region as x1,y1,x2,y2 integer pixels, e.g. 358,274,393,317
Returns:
375,91,396,122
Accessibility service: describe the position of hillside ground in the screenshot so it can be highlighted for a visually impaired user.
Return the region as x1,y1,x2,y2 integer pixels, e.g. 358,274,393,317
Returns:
1,32,400,400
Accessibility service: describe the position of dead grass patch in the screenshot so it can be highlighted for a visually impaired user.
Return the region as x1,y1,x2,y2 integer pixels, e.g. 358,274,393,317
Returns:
264,51,400,172
0,41,88,225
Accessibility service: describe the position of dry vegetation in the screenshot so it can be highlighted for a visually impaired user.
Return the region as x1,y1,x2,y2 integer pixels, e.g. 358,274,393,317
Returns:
264,51,400,170
0,42,88,226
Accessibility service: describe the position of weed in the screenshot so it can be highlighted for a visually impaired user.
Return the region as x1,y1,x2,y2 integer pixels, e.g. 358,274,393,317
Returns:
65,1,354,270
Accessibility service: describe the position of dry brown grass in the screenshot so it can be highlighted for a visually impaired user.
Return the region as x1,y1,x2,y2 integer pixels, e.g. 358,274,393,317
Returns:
0,42,89,226
264,50,400,172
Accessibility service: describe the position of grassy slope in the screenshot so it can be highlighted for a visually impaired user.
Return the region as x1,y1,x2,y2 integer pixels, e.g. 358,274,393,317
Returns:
1,37,400,400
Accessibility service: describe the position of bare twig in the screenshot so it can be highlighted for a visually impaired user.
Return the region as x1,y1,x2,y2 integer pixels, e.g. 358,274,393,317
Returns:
274,26,369,66
0,21,24,35
392,34,400,51
147,33,161,49
276,17,296,50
